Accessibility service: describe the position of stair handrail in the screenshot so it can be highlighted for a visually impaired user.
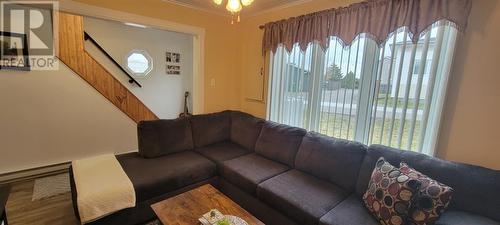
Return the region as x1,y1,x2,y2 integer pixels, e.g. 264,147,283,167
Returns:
83,31,142,88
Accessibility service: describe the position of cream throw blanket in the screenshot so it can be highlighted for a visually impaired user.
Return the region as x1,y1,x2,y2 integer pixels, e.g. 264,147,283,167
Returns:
72,154,136,224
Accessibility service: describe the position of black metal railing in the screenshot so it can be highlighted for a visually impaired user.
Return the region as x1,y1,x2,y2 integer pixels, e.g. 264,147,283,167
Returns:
83,31,142,87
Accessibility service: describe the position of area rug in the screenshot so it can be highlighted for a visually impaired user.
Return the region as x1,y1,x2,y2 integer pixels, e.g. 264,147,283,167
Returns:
32,173,71,201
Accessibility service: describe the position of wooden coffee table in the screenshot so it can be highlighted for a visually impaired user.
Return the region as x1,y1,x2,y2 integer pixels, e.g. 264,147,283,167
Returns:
151,184,264,225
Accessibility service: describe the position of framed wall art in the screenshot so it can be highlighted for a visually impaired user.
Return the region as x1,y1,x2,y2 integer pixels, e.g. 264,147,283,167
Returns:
0,31,30,71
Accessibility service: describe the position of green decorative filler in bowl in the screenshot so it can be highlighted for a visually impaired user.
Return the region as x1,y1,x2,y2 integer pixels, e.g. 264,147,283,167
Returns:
199,209,248,225
222,215,248,225
216,218,231,225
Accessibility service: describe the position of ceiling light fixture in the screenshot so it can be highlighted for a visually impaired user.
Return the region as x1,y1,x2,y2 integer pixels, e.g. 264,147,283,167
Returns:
213,0,254,24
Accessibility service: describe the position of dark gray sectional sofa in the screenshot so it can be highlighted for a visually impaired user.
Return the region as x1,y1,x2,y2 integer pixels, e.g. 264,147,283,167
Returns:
70,110,500,225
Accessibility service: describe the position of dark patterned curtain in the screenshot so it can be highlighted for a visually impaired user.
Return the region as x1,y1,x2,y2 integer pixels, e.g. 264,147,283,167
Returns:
262,0,472,53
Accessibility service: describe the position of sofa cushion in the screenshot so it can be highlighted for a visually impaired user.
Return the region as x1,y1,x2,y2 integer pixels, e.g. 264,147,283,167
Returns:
195,141,251,165
230,111,265,150
257,170,348,225
219,153,289,195
435,211,500,225
137,118,193,158
400,162,454,225
319,194,378,225
255,121,306,167
355,145,500,222
117,151,216,202
295,132,366,191
190,111,231,148
363,158,421,225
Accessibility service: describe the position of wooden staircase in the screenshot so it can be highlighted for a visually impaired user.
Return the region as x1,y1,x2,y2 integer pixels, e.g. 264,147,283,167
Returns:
57,12,158,123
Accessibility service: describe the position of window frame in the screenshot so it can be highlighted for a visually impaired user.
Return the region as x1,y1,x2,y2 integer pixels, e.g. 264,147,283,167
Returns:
267,23,459,156
124,49,153,78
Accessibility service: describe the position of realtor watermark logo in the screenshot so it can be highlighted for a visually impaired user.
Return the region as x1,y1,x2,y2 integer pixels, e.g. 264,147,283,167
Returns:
1,1,59,70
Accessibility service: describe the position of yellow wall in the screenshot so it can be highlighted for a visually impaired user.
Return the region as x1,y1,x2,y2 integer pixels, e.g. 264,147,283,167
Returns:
74,0,241,113
436,0,500,170
238,0,500,170
237,0,359,117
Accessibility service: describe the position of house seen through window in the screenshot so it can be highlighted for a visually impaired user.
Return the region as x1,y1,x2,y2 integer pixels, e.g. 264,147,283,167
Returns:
268,21,458,155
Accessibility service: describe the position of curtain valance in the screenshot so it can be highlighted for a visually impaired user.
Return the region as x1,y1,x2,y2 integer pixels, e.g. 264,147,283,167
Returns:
262,0,472,53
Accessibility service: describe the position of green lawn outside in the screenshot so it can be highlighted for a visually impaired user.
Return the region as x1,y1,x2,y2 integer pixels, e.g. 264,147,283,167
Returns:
376,94,425,110
318,112,421,151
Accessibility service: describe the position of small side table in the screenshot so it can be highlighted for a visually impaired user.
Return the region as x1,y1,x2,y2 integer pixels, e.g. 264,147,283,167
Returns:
0,185,10,225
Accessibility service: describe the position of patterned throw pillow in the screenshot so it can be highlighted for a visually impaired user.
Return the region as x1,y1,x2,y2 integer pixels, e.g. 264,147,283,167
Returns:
363,158,421,225
400,163,454,225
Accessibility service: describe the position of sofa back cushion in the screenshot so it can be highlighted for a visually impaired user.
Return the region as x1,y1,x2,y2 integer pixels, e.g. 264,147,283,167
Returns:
255,121,306,167
190,111,231,148
137,118,194,158
230,111,265,150
295,132,367,191
355,144,500,222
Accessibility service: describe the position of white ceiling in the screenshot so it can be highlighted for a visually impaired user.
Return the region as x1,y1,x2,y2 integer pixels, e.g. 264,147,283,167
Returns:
162,0,312,17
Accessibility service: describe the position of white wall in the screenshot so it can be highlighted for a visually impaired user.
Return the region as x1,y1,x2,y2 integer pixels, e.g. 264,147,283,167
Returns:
0,64,138,174
0,15,194,174
84,17,194,119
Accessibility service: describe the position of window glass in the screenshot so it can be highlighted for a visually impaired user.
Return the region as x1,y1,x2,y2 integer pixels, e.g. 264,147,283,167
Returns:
268,21,458,155
125,50,152,77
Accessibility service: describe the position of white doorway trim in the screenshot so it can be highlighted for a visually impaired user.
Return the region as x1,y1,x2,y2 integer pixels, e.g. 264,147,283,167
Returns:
58,0,205,114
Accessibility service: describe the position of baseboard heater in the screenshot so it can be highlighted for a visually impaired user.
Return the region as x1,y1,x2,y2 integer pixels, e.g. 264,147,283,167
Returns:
0,151,138,184
0,162,70,184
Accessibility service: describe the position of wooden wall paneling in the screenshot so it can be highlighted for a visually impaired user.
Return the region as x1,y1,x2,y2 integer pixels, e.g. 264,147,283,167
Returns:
58,13,85,75
57,12,158,123
112,78,128,110
125,92,140,123
82,53,96,84
141,103,158,121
